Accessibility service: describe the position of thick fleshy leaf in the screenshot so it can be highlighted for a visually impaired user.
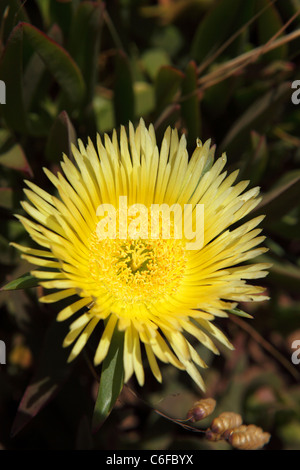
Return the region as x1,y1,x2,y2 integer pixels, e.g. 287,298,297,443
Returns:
0,0,29,44
10,318,75,437
253,170,300,225
228,308,253,319
141,48,171,81
237,130,268,184
94,93,115,133
45,111,76,162
134,81,155,117
22,22,85,109
256,0,287,61
154,103,181,139
191,0,255,63
92,329,124,432
34,0,51,25
113,51,135,126
220,82,291,155
1,272,39,291
181,61,201,146
247,131,268,185
202,72,240,120
0,21,85,132
0,23,28,132
23,24,63,113
68,1,104,105
151,25,183,58
49,0,73,37
154,65,184,116
0,141,32,176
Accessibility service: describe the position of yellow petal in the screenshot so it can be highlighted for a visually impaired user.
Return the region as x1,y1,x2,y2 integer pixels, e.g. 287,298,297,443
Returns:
94,315,118,365
57,297,92,322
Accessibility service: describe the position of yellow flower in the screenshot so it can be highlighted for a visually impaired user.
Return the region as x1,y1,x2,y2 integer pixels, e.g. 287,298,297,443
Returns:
12,119,270,390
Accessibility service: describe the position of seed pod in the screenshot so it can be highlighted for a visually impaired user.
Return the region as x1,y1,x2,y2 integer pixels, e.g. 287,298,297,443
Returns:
228,424,271,450
187,398,216,422
205,428,222,442
222,424,248,440
211,412,243,435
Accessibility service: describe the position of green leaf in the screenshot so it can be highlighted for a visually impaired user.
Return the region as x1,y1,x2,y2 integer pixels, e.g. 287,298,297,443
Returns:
34,0,51,28
154,65,184,117
191,0,255,63
154,104,181,141
113,51,135,127
0,0,29,44
0,21,85,131
1,272,39,291
247,131,268,185
256,0,287,61
238,131,268,185
134,81,155,117
228,308,253,319
22,22,85,110
68,1,104,105
0,140,32,176
141,48,171,81
202,74,239,119
45,110,76,162
49,0,74,37
94,94,115,133
92,329,124,432
0,23,28,132
220,82,291,155
253,170,300,225
10,317,75,437
151,25,183,59
181,61,201,146
23,24,63,113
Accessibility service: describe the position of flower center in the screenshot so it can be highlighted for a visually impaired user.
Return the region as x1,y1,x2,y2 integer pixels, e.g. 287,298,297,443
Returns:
88,230,187,305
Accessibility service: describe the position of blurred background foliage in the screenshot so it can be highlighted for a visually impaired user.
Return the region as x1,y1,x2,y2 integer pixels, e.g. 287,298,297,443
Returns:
0,0,300,450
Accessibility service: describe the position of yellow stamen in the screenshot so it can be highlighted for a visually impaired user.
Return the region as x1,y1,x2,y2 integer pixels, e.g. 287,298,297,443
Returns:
88,229,187,308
